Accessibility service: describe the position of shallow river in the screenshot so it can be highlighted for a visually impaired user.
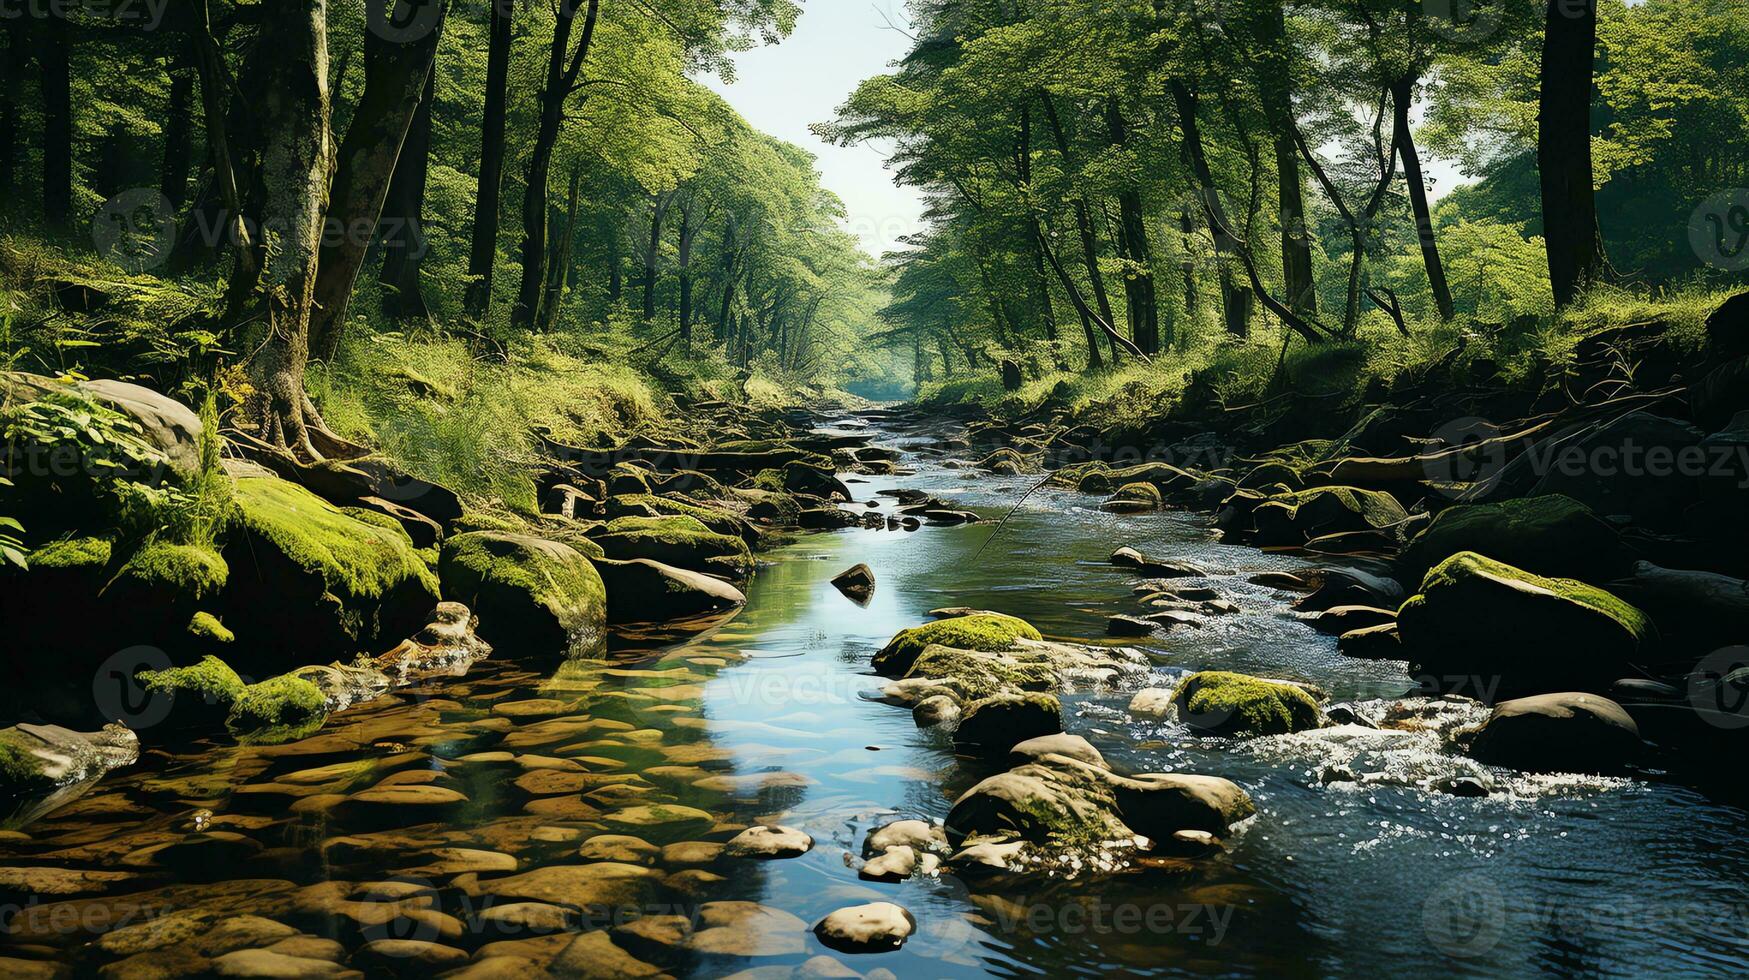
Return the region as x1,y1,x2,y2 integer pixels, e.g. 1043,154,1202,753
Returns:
5,412,1749,977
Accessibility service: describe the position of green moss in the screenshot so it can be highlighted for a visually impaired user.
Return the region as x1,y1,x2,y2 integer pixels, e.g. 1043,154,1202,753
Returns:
187,611,233,644
139,655,245,703
0,730,50,792
904,644,1057,699
27,536,112,570
232,477,440,601
1112,483,1164,507
1171,671,1324,737
1401,494,1623,582
226,674,328,745
872,613,1043,676
1078,462,1198,496
114,541,228,598
1250,486,1408,543
593,515,752,577
748,468,788,494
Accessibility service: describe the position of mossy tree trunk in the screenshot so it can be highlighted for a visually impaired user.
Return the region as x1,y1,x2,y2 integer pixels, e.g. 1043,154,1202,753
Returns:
244,0,334,458
309,0,447,362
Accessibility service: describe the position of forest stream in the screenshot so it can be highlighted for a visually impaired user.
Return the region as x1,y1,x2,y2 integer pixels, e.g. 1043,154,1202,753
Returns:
3,408,1747,979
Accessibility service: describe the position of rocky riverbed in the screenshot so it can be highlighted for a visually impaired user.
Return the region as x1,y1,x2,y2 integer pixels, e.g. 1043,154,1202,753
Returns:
2,404,1749,977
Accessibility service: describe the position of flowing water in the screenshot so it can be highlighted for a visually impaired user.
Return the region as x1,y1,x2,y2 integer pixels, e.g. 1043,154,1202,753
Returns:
4,411,1749,977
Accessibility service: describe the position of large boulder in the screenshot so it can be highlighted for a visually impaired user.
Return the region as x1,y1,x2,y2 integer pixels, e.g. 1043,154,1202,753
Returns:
1248,487,1409,546
0,722,138,821
3,372,202,479
594,558,746,623
1401,494,1625,584
591,515,753,581
952,693,1062,754
871,614,1042,676
438,531,606,656
1527,412,1705,530
1397,552,1659,692
1466,693,1643,774
945,754,1254,851
1169,671,1324,737
225,477,440,669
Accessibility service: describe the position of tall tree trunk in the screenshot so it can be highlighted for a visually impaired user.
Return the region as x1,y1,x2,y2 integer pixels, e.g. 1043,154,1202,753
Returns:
1106,99,1160,355
677,203,700,350
1251,3,1317,317
1169,80,1250,339
39,16,73,229
1539,0,1605,308
539,161,583,331
607,222,623,304
309,0,447,362
464,0,514,318
161,51,195,208
245,0,334,458
1016,106,1059,344
379,66,435,324
512,0,600,329
1040,92,1109,369
642,192,672,322
1392,73,1453,321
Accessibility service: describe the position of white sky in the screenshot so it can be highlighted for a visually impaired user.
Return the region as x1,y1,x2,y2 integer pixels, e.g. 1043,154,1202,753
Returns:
705,2,1465,260
703,1,926,259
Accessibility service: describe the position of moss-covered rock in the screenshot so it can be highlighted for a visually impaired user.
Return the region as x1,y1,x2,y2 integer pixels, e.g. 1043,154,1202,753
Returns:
1401,494,1624,583
187,611,234,644
438,531,607,656
606,493,755,544
1466,692,1643,774
27,536,113,572
904,645,1057,700
1248,486,1408,546
592,515,753,580
225,477,440,667
0,722,139,803
1397,552,1658,690
1170,671,1324,736
1073,462,1200,497
872,613,1043,676
225,674,328,745
1103,482,1164,513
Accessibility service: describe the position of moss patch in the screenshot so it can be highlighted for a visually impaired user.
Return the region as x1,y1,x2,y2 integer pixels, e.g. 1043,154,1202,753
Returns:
187,611,234,644
113,541,228,599
140,655,245,704
0,730,50,793
226,674,328,745
27,536,112,571
1250,486,1408,544
1171,671,1324,737
873,613,1042,676
904,644,1057,699
607,494,748,541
